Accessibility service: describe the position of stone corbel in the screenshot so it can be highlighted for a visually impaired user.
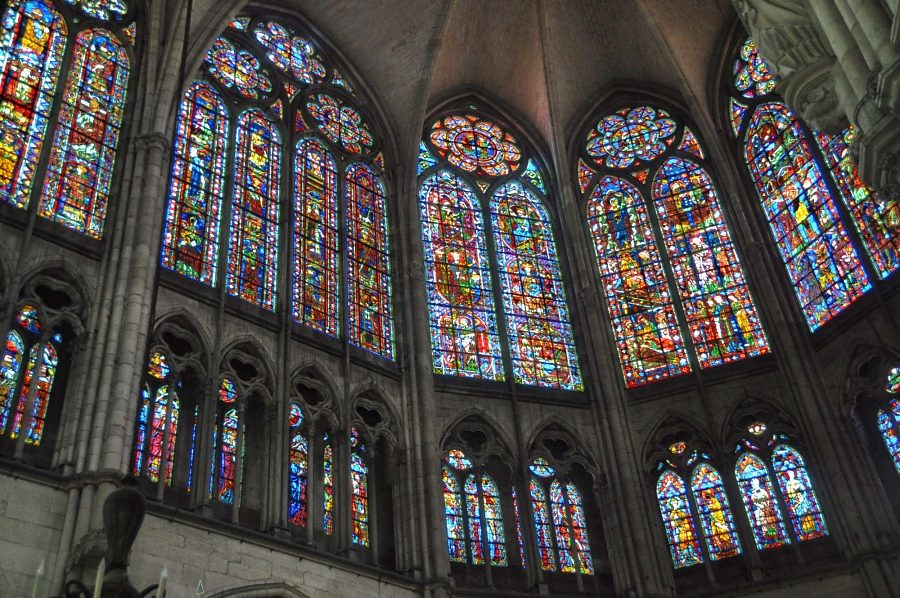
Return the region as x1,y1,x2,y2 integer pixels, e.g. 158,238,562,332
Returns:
733,0,847,133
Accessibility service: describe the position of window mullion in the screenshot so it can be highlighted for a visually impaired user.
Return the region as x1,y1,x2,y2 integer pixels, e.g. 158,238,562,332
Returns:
638,166,703,374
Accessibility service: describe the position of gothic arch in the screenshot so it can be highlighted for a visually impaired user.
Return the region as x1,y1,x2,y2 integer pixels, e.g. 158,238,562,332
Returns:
206,580,311,598
150,310,212,374
18,262,92,335
349,387,399,449
641,413,716,474
219,337,276,403
526,420,601,481
721,395,801,450
174,2,400,169
440,408,517,463
290,362,340,426
440,408,518,473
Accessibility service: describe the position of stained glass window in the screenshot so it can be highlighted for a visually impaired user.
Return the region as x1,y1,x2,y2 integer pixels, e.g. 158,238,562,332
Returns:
528,460,593,574
39,28,129,238
350,428,369,546
306,94,373,155
288,403,308,526
816,128,899,279
651,158,769,367
292,139,338,335
421,111,581,389
691,463,741,560
0,331,25,434
585,106,676,170
420,171,503,379
346,164,393,358
771,445,827,541
204,36,272,100
729,36,895,330
878,397,900,475
443,451,508,567
443,464,466,562
226,108,280,310
529,478,555,571
735,452,788,550
9,341,56,444
581,105,767,387
743,103,869,329
587,176,689,386
512,484,527,568
491,181,582,390
161,82,229,285
656,470,703,568
212,378,239,504
887,367,900,395
0,306,61,445
164,16,394,360
322,432,334,534
65,0,127,22
145,386,178,483
253,21,325,84
0,0,133,240
430,114,521,177
0,0,67,210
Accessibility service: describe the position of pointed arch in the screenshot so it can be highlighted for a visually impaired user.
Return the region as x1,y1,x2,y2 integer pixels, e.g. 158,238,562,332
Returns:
161,81,230,285
39,27,130,238
292,138,339,336
419,169,503,380
490,180,581,390
586,175,688,386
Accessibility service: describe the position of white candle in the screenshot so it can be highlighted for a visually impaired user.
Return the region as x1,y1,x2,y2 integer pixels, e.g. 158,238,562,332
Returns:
30,559,44,598
157,565,167,598
92,557,105,598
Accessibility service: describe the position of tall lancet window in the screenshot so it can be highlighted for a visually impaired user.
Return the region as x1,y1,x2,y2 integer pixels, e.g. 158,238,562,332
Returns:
727,37,898,330
0,0,135,238
350,426,369,546
418,108,582,391
527,458,594,574
878,368,900,475
441,449,507,566
287,403,308,526
159,14,394,359
734,422,827,551
579,105,769,388
132,352,179,484
653,441,741,569
211,377,240,504
0,304,62,446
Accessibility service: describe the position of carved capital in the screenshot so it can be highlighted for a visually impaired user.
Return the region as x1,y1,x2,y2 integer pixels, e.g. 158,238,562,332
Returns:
134,132,170,153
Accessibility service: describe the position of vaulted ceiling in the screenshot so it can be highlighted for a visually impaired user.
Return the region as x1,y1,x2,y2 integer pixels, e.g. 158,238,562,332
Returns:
186,0,738,163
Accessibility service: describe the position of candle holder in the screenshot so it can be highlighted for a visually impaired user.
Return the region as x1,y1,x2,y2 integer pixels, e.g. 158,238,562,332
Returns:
54,478,162,598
